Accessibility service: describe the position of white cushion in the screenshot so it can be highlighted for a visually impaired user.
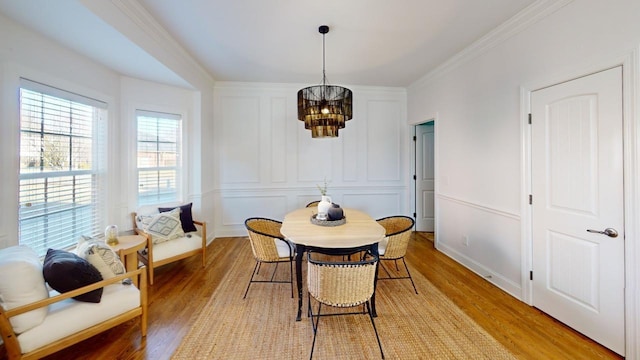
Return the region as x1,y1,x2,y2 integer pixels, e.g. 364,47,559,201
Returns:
152,233,202,262
17,283,140,354
145,208,185,244
378,237,389,256
275,239,294,258
0,246,49,333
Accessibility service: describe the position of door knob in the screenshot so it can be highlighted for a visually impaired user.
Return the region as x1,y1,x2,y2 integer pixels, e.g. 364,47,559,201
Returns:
586,228,618,238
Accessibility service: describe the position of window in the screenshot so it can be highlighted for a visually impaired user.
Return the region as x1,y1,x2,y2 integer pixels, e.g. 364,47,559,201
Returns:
19,79,107,256
136,110,182,206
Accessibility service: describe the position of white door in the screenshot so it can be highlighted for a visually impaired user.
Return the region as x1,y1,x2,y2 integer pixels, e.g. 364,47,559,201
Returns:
415,122,434,232
531,67,625,355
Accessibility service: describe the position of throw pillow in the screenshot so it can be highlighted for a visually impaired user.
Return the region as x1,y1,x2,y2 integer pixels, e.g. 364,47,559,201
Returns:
158,203,197,233
76,240,126,279
135,214,155,231
145,207,185,244
42,249,104,303
0,246,49,334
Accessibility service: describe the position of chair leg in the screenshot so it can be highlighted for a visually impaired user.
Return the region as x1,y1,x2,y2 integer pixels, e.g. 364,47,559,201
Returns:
243,261,260,299
379,259,418,294
149,266,154,286
308,298,323,360
401,258,418,295
366,301,385,359
379,261,392,278
270,263,279,281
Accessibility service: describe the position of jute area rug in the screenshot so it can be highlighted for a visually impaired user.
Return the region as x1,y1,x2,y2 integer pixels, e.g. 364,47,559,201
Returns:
172,240,516,359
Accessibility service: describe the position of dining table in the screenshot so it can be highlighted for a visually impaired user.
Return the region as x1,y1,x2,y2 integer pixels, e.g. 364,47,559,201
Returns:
280,207,386,321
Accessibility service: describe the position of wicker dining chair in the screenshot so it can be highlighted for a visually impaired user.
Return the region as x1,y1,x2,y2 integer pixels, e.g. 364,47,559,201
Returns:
376,215,418,294
306,251,384,359
244,217,295,298
305,200,320,208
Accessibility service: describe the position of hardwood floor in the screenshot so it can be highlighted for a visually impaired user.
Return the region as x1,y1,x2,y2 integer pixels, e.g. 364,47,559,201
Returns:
1,233,622,359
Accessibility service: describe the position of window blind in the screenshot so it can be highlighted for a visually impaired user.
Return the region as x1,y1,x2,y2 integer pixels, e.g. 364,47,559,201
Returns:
19,79,107,256
136,110,182,206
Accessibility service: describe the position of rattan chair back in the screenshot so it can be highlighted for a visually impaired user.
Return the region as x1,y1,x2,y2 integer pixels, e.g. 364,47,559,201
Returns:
245,217,289,262
307,252,378,307
377,216,414,260
243,217,294,299
306,252,384,359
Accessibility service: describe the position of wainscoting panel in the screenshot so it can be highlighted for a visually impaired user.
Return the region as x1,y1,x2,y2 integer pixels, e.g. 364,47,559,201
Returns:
436,195,522,298
220,194,288,226
342,191,403,220
270,97,287,183
214,187,408,237
296,125,333,182
220,96,261,184
366,100,402,182
342,116,359,182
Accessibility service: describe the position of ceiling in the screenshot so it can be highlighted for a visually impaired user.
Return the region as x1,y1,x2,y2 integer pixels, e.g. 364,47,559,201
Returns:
0,0,536,88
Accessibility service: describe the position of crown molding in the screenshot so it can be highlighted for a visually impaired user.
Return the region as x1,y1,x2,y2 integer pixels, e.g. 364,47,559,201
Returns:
110,0,215,86
86,0,215,89
408,0,574,90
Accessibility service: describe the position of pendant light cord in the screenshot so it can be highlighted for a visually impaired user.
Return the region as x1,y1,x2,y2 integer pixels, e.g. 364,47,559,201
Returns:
322,31,326,87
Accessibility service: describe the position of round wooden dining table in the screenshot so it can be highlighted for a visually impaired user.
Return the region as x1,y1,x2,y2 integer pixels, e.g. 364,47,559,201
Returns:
281,207,385,321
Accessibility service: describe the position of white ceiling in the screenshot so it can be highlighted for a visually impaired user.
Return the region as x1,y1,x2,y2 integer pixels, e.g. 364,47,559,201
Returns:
0,0,536,88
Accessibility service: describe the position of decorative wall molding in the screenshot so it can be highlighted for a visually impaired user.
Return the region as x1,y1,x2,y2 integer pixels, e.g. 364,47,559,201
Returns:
409,0,575,90
438,194,520,221
437,197,522,294
214,186,408,237
366,99,403,182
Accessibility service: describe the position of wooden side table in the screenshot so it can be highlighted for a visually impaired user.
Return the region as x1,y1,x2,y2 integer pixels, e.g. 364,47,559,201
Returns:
109,234,147,286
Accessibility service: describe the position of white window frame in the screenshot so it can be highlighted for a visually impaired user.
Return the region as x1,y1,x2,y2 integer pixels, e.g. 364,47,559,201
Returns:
18,79,107,256
135,109,183,206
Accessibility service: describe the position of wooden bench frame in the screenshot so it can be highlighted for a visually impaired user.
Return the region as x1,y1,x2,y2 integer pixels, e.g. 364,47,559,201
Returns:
132,213,206,285
0,267,147,360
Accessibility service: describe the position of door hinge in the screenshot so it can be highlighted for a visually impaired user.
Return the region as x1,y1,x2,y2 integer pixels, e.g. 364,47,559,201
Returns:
528,113,532,124
413,212,417,218
530,271,533,280
413,174,416,180
529,194,533,204
413,135,417,141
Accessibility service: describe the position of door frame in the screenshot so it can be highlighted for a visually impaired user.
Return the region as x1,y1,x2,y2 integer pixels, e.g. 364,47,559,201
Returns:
411,115,438,245
521,47,640,358
414,120,435,232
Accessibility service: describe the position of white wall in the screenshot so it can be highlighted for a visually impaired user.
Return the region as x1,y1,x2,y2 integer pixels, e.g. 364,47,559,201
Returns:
213,82,410,237
408,0,640,357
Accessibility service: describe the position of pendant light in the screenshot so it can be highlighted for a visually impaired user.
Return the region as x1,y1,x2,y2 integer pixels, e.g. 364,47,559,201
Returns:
297,25,353,138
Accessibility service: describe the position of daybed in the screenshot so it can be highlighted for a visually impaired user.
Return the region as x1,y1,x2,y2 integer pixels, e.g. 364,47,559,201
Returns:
0,246,147,360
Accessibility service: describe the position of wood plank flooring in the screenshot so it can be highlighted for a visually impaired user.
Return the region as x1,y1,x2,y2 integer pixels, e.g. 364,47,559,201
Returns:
1,233,622,359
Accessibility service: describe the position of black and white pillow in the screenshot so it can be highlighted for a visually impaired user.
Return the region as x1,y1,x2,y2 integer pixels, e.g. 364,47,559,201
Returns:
145,207,185,244
76,239,126,279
